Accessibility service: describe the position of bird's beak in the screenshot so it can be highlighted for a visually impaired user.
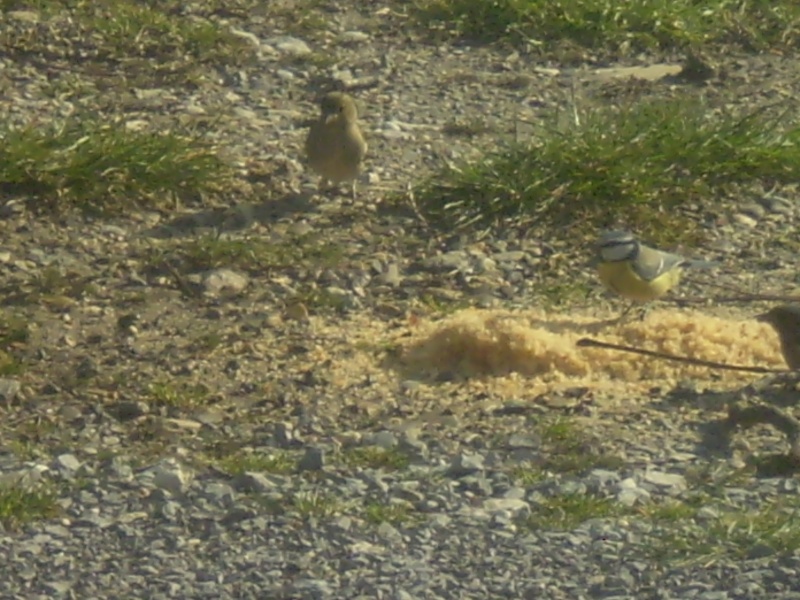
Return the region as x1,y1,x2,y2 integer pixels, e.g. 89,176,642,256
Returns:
754,311,770,323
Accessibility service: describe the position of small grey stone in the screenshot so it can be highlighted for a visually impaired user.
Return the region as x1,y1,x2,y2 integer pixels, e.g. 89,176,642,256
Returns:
367,431,397,449
556,480,587,496
379,263,402,286
148,460,191,495
203,268,248,296
507,433,540,449
398,431,428,458
264,36,312,57
747,542,776,559
738,201,766,219
43,581,72,595
233,472,277,493
697,592,730,600
203,482,236,508
324,286,359,309
376,521,402,543
447,453,485,477
616,487,650,507
339,30,370,44
586,469,621,489
483,498,530,517
502,486,527,499
492,251,527,263
273,421,296,447
292,578,333,596
642,470,687,492
422,251,470,273
0,378,21,403
54,453,81,472
111,400,149,421
696,506,721,520
760,194,794,215
298,447,325,472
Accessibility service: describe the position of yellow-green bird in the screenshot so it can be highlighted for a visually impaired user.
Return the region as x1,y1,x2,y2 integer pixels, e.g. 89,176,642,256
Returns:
594,230,715,316
305,91,367,200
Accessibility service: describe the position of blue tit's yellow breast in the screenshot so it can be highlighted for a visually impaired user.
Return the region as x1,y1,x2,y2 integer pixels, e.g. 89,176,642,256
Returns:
597,261,682,302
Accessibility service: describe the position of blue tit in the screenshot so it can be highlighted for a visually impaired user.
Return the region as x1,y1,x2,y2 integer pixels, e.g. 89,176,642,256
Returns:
595,230,690,302
594,230,716,318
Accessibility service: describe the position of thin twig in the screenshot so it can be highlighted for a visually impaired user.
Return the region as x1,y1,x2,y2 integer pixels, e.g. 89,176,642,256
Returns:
161,259,198,299
576,337,788,374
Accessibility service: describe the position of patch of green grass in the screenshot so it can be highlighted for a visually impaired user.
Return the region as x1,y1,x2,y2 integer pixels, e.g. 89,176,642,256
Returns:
0,314,29,376
88,2,239,59
291,490,344,520
648,497,800,565
364,500,418,525
2,0,255,62
0,0,67,11
637,498,700,522
415,98,800,243
414,0,800,54
525,493,623,530
0,116,230,213
509,464,547,486
340,447,411,471
0,315,29,348
215,450,295,476
537,417,625,474
7,439,39,460
147,380,210,409
0,483,59,530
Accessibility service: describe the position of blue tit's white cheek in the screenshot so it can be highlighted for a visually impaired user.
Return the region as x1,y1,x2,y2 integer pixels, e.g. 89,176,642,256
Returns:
600,244,635,262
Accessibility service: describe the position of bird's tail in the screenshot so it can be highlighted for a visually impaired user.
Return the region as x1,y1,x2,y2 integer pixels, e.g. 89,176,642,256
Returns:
686,259,719,269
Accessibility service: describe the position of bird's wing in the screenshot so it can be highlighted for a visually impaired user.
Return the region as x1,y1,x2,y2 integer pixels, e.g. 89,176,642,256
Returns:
632,247,688,282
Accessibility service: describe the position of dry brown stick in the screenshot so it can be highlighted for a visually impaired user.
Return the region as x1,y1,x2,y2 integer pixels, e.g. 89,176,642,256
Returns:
576,337,788,374
161,259,198,299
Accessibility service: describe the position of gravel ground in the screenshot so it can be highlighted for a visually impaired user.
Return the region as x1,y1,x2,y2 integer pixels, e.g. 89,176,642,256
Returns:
2,1,800,599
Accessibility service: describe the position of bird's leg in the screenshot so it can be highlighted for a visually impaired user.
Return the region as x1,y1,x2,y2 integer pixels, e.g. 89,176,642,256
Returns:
636,304,650,322
610,302,648,325
615,301,636,323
